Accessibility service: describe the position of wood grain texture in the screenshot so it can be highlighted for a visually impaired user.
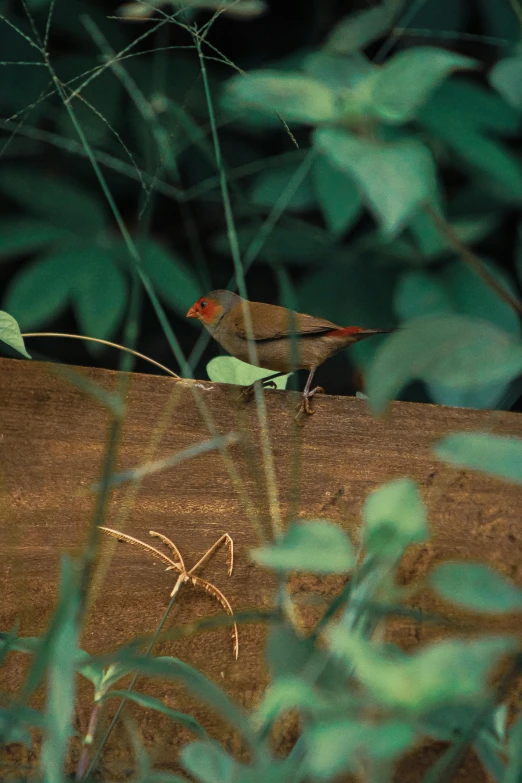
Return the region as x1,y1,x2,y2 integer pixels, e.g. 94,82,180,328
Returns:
1,357,521,780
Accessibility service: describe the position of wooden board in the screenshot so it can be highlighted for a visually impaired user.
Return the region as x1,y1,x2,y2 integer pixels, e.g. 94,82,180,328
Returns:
1,357,521,781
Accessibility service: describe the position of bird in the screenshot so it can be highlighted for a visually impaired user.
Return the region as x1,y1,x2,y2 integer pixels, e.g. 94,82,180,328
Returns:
186,290,394,416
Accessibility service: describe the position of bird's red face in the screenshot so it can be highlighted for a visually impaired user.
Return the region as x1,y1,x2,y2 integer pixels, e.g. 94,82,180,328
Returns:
186,296,224,326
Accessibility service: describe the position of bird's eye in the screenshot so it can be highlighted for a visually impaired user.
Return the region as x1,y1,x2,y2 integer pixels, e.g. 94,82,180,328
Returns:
200,300,207,308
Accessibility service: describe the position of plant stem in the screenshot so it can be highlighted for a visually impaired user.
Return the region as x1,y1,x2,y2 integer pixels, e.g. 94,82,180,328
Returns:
81,579,183,780
423,202,522,318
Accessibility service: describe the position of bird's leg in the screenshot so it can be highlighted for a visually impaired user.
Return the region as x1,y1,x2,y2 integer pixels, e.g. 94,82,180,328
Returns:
239,371,288,401
296,367,324,419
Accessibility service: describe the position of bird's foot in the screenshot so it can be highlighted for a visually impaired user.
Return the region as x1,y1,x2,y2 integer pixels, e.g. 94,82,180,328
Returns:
239,379,277,402
295,386,324,422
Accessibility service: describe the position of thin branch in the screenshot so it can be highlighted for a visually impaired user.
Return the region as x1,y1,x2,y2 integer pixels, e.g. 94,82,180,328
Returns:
423,203,522,318
22,333,180,379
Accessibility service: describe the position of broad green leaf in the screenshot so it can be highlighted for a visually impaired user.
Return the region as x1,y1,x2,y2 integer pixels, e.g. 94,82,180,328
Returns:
478,0,522,46
441,260,520,338
419,82,522,201
212,222,335,263
490,55,522,110
181,740,248,783
304,50,376,91
426,378,512,410
40,556,81,783
206,356,290,388
266,624,346,693
505,712,522,783
73,250,127,344
371,48,476,124
250,164,315,212
407,208,501,259
136,239,200,315
408,0,467,34
0,706,45,747
430,562,522,613
329,632,515,711
366,314,522,414
3,251,81,330
0,170,108,236
315,129,436,236
395,262,520,337
325,0,402,54
0,219,73,259
363,478,428,558
223,71,339,124
434,432,522,484
313,155,362,236
394,271,451,321
305,719,414,779
0,311,31,358
102,691,207,737
252,520,355,574
97,655,254,743
421,79,521,136
254,677,323,732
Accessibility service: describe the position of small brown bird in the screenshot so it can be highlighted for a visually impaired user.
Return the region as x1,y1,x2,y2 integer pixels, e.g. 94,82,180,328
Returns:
187,290,393,415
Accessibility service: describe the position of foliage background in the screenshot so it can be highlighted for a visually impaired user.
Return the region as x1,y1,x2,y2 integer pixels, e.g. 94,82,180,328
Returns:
2,0,522,409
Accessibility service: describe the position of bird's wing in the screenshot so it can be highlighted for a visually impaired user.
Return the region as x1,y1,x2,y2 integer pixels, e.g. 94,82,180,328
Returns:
230,301,339,341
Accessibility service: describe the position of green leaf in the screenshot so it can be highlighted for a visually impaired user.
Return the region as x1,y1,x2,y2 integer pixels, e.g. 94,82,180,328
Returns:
266,624,346,692
505,712,522,783
313,155,362,236
212,222,335,264
478,0,522,46
136,239,200,316
418,81,522,202
181,741,248,783
40,556,81,783
315,129,436,236
304,50,376,91
395,261,520,337
305,719,414,779
325,0,402,54
394,271,452,321
255,677,323,732
434,432,522,484
370,48,476,124
421,78,521,136
0,706,45,747
73,250,127,344
206,356,290,388
0,169,108,236
362,478,428,558
407,208,501,260
0,311,31,358
366,314,522,414
328,632,516,711
0,219,73,259
250,163,315,212
223,71,340,124
252,520,355,574
441,260,520,338
490,54,522,111
430,562,522,613
3,250,81,330
102,691,207,737
98,655,254,743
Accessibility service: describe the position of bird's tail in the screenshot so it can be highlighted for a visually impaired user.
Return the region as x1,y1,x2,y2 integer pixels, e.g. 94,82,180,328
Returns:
329,326,396,340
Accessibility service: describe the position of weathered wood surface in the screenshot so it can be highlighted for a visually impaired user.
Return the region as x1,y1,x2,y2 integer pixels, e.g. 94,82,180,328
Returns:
1,357,521,780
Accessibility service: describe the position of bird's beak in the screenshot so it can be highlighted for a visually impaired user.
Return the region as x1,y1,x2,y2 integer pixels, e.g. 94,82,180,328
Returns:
186,305,198,318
